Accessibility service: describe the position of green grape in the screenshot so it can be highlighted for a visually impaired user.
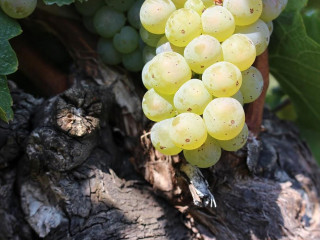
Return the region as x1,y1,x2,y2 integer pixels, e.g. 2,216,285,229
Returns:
183,136,221,168
142,88,177,122
202,62,242,97
203,98,245,140
223,0,263,26
169,113,207,150
140,26,163,47
221,34,256,71
217,123,248,151
147,52,192,95
128,0,144,29
235,19,270,56
113,26,139,54
173,79,212,115
260,0,287,22
171,0,187,8
97,38,122,65
93,7,126,38
75,0,104,16
151,118,182,155
106,0,135,12
266,21,273,36
184,0,205,15
140,0,176,34
240,66,264,103
184,34,222,74
201,0,214,8
82,16,97,34
1,0,37,19
165,8,202,47
142,45,156,64
156,36,185,55
122,48,144,72
201,6,235,42
142,60,156,90
231,91,244,106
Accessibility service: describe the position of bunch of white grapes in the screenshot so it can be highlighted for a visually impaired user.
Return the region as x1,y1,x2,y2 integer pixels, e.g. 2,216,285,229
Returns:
141,0,287,168
75,0,147,72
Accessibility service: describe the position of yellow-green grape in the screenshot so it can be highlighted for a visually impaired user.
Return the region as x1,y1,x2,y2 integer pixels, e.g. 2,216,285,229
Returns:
169,113,207,150
201,0,214,8
142,88,177,122
151,118,182,155
201,6,235,42
148,52,192,95
260,0,287,22
165,8,202,47
240,66,264,103
203,98,245,140
171,0,187,8
266,21,273,36
235,19,270,56
1,0,37,19
231,91,244,106
173,79,212,115
142,60,156,90
140,26,163,47
183,136,221,168
202,62,242,97
184,0,205,15
75,0,104,16
221,34,256,71
156,36,185,55
140,0,176,34
217,123,248,151
223,0,263,26
184,35,222,74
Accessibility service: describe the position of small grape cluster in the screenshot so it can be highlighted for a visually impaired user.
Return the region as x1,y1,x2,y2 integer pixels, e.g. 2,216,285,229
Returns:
141,0,287,168
75,0,146,72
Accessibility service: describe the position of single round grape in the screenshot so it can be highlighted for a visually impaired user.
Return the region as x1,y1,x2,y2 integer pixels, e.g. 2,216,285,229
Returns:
223,0,263,26
184,0,205,15
184,35,222,74
142,88,176,122
140,0,176,34
202,62,242,97
156,36,185,55
266,21,273,36
165,8,202,47
203,98,245,140
97,38,122,65
169,113,207,150
75,0,104,16
142,45,156,64
201,6,235,42
128,0,144,29
142,60,156,90
93,7,126,38
1,0,37,19
240,66,264,103
140,27,163,47
147,52,192,95
171,0,187,8
113,26,139,54
151,118,182,155
122,48,144,72
235,19,270,56
221,34,256,71
174,79,212,115
231,91,244,106
183,136,221,168
260,0,287,22
82,16,97,34
217,123,248,151
105,0,135,12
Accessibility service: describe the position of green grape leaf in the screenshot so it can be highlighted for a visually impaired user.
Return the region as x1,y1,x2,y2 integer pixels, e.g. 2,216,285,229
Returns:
0,75,13,123
0,40,18,75
303,8,320,44
0,9,22,40
269,0,320,161
42,0,85,6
